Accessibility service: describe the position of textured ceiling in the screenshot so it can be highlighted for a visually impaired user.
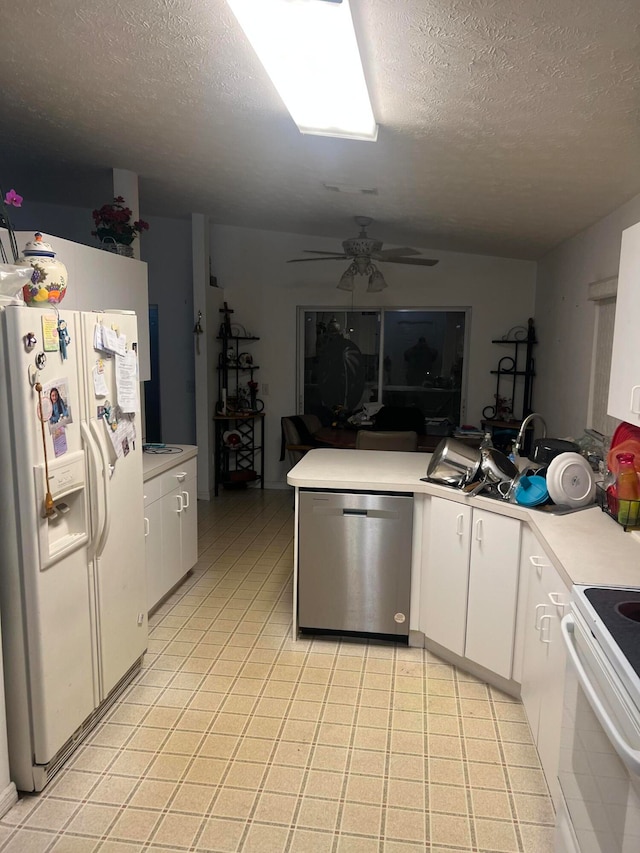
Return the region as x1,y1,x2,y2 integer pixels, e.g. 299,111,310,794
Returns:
1,0,639,259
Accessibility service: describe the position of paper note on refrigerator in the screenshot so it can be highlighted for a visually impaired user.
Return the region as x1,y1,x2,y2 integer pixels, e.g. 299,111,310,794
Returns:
94,323,104,351
42,315,59,352
100,326,126,356
92,365,109,397
115,350,139,413
103,412,136,460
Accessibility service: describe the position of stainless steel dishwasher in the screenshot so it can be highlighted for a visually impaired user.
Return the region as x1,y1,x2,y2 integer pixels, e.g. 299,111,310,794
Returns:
298,490,413,638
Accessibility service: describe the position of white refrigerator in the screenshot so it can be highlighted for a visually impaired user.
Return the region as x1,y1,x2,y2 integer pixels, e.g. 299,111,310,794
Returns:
0,304,147,791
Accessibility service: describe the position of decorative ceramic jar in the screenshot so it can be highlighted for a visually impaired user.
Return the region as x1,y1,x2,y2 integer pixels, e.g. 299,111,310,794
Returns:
19,232,68,305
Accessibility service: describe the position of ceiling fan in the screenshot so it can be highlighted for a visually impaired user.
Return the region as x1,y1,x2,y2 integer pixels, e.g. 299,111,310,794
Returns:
287,216,439,292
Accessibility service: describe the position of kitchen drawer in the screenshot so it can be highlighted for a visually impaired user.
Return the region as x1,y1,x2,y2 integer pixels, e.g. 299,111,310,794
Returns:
143,475,164,506
145,457,197,504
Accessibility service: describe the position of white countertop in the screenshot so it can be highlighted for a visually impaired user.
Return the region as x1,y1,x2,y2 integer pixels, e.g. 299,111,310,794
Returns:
142,445,198,480
288,448,640,589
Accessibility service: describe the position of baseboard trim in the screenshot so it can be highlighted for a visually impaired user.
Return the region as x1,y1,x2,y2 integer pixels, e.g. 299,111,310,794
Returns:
423,636,521,699
0,781,18,818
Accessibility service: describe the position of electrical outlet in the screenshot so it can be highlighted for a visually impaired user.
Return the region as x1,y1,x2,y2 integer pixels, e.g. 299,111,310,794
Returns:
262,383,269,396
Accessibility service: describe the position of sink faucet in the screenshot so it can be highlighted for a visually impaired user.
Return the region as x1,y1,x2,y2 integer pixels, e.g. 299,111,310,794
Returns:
513,413,547,459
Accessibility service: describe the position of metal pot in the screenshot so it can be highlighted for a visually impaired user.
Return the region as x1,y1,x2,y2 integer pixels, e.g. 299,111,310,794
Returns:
530,438,579,466
467,448,519,498
480,447,519,485
426,438,481,486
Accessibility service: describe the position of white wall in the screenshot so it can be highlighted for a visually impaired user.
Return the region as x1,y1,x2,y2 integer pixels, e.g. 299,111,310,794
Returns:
9,200,95,248
210,224,537,487
535,192,640,438
141,217,195,444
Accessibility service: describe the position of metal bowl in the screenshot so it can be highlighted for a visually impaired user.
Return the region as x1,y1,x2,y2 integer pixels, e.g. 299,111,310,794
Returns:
426,438,482,486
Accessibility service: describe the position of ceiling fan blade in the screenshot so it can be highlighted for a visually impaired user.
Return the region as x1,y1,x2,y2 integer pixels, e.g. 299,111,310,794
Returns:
302,250,348,257
287,257,348,263
380,257,439,267
374,247,421,259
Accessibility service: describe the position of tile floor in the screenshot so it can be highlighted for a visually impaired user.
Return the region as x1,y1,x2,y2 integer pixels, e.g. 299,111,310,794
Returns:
0,489,556,852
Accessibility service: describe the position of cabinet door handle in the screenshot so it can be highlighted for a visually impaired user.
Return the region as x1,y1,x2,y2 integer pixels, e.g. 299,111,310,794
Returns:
456,513,464,536
630,385,640,414
539,614,552,643
144,517,149,537
548,591,565,610
176,472,187,483
535,603,547,629
529,555,547,577
475,518,483,542
176,494,183,514
182,490,190,509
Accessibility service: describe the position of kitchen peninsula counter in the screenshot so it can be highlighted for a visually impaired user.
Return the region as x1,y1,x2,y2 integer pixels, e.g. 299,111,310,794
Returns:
288,448,640,590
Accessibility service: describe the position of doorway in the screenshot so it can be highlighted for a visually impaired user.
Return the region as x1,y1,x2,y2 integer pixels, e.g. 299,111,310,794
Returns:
144,304,162,441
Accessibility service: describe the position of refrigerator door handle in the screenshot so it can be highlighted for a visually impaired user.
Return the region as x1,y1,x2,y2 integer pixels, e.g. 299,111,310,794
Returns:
90,420,112,559
81,422,101,560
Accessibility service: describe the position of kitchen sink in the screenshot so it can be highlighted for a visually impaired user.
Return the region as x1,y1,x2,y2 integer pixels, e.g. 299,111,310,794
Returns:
527,502,596,515
475,488,596,515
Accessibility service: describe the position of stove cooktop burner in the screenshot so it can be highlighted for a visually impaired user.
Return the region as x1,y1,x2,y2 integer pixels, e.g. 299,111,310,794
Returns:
584,587,640,681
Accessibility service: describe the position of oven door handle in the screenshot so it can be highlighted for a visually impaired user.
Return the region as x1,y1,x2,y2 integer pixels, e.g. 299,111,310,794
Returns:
561,614,640,776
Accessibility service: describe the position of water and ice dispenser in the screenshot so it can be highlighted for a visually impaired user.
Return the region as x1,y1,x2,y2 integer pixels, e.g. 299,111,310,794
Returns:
34,451,89,569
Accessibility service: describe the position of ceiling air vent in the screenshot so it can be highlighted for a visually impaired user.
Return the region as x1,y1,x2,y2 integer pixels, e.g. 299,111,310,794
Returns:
323,183,378,195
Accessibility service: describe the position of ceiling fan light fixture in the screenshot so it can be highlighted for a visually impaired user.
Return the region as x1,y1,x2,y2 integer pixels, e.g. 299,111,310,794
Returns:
337,264,357,290
367,267,387,292
226,0,378,141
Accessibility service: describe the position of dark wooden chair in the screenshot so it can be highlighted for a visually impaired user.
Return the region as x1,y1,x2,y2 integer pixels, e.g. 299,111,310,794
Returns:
281,415,323,468
355,430,418,451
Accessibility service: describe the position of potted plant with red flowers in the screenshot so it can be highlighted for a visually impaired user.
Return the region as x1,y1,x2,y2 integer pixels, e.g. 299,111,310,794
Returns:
91,196,149,257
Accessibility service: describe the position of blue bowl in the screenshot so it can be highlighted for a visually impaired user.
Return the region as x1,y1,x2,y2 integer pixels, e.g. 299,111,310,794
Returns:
515,475,549,507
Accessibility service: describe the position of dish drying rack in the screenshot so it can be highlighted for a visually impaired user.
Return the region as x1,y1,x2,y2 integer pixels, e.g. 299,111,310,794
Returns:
596,483,640,530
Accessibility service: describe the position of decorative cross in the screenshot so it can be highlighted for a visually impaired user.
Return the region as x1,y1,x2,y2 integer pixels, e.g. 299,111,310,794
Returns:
219,302,234,337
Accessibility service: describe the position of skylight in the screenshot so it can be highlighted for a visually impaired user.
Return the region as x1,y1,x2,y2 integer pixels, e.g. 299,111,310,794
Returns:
226,0,378,141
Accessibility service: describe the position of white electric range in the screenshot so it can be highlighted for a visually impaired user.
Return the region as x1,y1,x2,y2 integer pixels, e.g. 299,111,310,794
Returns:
556,586,640,853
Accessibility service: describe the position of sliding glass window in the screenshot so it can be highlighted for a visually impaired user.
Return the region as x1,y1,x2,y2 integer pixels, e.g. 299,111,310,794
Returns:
298,308,468,426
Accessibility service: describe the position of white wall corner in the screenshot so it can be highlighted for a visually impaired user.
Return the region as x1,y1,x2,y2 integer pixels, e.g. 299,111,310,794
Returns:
587,275,618,302
192,213,212,498
112,169,140,261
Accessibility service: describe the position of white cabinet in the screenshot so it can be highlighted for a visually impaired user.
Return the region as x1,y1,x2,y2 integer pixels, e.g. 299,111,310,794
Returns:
421,499,471,656
144,456,198,612
608,220,640,423
421,498,521,679
179,466,198,574
464,509,522,679
519,525,569,802
144,498,164,614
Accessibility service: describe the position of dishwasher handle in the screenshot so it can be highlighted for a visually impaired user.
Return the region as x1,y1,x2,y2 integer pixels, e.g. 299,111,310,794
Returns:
340,508,399,519
311,506,402,519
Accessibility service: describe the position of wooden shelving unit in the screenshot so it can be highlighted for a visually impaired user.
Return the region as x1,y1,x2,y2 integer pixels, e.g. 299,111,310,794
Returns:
214,304,265,495
482,318,537,454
